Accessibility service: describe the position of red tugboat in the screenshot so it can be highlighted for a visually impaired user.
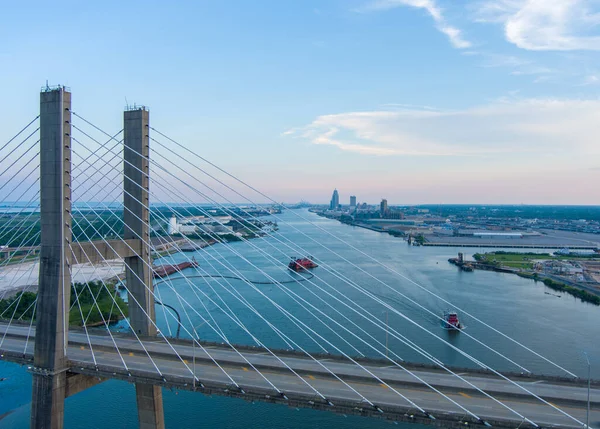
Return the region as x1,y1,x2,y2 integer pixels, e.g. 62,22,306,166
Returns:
288,256,318,272
153,258,199,278
441,310,463,330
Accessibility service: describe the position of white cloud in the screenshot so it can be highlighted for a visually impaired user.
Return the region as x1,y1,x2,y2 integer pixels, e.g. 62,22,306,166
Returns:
582,74,600,85
360,0,471,48
475,0,600,51
286,98,600,156
437,25,471,49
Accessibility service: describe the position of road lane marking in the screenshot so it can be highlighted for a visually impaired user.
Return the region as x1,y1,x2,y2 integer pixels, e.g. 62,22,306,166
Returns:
128,352,134,357
183,359,188,364
242,367,249,372
80,346,84,350
307,375,315,380
459,392,472,399
379,384,388,389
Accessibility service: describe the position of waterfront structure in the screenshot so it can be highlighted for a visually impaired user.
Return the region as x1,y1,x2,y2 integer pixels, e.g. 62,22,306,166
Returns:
168,216,178,235
329,189,339,211
178,224,199,235
380,199,388,217
350,195,356,207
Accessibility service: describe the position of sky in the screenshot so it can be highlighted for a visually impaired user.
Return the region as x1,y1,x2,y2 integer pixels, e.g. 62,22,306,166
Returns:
1,0,600,205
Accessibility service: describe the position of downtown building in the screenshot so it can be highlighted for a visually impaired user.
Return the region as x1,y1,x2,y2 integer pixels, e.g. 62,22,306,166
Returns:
330,189,340,210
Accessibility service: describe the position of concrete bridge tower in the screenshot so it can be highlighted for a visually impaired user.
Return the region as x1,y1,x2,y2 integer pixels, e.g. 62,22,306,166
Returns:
30,88,164,429
31,86,72,429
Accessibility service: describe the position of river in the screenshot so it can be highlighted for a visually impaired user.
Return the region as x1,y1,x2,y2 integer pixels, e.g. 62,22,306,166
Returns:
1,209,598,428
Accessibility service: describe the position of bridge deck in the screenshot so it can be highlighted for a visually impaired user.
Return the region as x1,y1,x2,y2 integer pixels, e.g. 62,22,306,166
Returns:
0,323,596,428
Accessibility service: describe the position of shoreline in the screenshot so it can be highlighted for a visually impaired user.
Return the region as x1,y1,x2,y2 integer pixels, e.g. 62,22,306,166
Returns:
319,213,599,250
0,233,265,299
355,220,598,249
448,257,600,303
424,242,597,249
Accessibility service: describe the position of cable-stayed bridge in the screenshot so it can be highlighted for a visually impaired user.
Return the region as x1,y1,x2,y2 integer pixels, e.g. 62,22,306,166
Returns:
0,86,597,429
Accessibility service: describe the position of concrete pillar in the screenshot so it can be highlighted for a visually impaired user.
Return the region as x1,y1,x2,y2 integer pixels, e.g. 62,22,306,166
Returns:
123,107,154,336
135,384,165,429
123,107,165,429
31,87,72,429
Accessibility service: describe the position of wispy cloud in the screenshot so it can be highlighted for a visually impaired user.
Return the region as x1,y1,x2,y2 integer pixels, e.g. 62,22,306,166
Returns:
380,103,443,111
475,52,555,77
359,0,471,49
285,98,600,156
475,0,600,51
581,74,600,85
477,53,529,68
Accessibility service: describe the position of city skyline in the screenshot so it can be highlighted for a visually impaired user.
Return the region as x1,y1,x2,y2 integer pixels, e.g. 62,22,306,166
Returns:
1,1,600,204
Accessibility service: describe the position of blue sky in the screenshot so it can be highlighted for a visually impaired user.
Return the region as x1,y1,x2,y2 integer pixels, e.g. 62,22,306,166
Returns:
1,0,600,204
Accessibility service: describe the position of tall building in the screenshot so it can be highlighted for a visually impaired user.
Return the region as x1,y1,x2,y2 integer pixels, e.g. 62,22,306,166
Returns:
330,189,340,210
168,216,178,235
350,195,357,207
380,199,388,217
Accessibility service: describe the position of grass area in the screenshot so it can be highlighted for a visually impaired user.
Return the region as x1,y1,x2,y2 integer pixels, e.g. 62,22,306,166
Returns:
473,252,538,269
473,251,600,270
0,291,36,320
473,251,600,305
69,281,128,326
0,281,127,327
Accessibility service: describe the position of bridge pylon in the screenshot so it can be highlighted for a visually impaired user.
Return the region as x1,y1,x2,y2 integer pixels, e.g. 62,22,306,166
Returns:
30,88,164,429
124,106,165,429
31,86,72,429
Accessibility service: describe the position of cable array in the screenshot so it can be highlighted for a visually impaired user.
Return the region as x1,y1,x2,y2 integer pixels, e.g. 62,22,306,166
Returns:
72,114,585,426
0,112,589,428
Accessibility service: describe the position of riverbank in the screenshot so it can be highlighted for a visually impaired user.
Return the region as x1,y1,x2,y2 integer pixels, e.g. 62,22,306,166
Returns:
427,242,597,249
0,231,270,298
0,259,126,299
449,253,600,305
316,212,600,250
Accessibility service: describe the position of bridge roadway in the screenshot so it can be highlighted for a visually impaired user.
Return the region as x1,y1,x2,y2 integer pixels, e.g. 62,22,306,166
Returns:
0,323,597,428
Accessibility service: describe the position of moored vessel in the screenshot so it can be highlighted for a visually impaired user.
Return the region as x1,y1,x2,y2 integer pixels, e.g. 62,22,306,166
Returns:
288,256,318,272
153,258,199,278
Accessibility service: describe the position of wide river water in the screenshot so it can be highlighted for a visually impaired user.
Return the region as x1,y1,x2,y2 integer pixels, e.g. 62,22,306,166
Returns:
1,209,598,428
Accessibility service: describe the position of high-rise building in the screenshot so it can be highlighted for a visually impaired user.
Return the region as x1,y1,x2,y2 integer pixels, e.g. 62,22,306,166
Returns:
350,195,357,207
329,189,339,210
168,216,178,235
380,199,388,217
